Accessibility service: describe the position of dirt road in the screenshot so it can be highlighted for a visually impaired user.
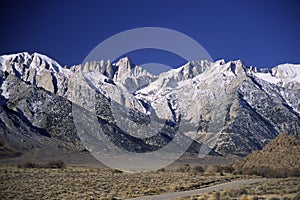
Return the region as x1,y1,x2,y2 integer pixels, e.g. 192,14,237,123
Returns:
128,178,268,200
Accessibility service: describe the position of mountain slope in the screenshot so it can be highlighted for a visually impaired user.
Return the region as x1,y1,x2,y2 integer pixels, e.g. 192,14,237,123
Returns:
234,133,300,169
136,60,300,155
0,52,299,159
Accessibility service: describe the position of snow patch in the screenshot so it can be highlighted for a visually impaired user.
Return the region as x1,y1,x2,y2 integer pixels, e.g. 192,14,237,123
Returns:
1,80,10,98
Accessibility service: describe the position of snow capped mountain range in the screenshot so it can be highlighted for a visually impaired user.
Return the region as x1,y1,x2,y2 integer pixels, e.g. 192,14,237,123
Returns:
0,52,299,157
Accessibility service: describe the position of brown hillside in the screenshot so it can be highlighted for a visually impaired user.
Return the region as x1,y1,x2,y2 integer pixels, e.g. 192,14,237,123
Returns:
234,133,300,170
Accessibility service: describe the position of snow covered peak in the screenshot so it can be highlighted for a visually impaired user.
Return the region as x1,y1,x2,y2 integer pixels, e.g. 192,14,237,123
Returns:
158,60,212,81
0,52,31,71
218,60,246,76
0,52,69,95
0,52,63,73
1,51,300,96
253,63,300,86
0,52,31,61
272,64,300,80
30,52,63,72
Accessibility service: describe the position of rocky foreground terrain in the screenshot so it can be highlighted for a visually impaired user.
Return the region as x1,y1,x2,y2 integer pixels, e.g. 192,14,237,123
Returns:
0,52,299,162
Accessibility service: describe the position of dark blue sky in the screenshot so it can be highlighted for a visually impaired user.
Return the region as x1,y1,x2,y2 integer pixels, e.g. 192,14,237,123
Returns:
1,0,300,69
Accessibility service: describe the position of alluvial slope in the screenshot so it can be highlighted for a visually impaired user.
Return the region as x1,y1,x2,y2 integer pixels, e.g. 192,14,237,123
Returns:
234,133,300,169
0,52,299,158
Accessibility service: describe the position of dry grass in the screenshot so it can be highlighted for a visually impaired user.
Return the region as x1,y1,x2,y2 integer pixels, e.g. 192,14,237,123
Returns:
180,177,300,200
17,160,66,169
0,165,243,199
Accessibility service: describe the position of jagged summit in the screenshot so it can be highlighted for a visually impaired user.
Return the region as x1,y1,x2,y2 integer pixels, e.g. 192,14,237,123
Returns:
1,52,299,87
114,57,132,70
